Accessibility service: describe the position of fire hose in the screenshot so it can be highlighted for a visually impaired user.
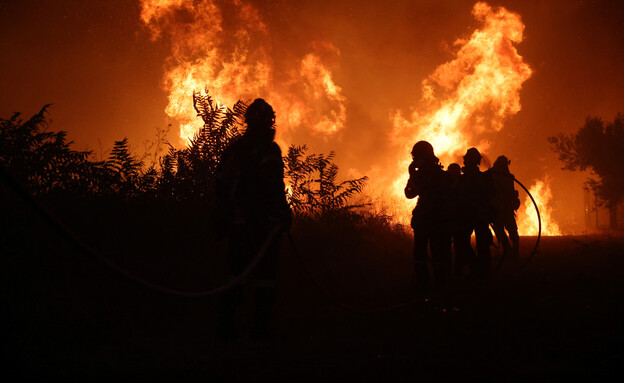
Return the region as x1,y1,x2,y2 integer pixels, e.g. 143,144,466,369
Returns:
489,171,542,272
285,172,542,313
1,164,541,309
0,165,282,297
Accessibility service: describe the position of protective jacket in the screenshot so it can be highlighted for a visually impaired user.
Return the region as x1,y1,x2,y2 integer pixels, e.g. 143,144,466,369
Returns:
405,162,451,233
215,130,290,231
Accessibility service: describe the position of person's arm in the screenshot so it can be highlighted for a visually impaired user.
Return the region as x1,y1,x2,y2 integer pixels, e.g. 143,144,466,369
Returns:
405,162,420,199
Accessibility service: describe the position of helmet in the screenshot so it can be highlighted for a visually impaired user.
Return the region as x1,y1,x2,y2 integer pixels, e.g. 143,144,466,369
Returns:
493,155,511,168
463,147,482,166
245,98,275,130
447,162,461,175
411,141,438,164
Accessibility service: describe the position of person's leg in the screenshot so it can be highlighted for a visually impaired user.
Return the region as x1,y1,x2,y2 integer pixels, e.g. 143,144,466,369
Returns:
474,223,493,278
492,221,511,256
506,214,520,258
430,233,452,291
216,225,248,342
252,228,280,340
413,230,430,291
454,225,476,278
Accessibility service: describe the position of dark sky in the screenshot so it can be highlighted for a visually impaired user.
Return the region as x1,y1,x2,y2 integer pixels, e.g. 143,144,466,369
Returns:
1,0,623,232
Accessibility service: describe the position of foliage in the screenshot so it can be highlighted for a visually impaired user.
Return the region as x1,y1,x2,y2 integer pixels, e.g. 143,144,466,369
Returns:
158,91,246,200
548,113,624,228
284,145,368,213
0,105,98,196
160,92,369,211
1,95,368,214
0,105,157,199
105,138,160,198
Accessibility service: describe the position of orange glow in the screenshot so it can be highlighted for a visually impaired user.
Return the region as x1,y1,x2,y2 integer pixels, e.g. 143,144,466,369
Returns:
139,0,346,144
517,178,562,236
380,2,534,224
140,0,562,233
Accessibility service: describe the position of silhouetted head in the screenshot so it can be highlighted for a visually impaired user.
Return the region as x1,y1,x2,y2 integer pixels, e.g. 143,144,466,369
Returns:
411,141,439,167
245,98,275,132
463,147,482,167
447,163,461,182
492,155,511,171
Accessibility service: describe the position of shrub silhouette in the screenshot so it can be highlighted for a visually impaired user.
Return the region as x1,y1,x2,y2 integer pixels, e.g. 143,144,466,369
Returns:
284,145,368,213
157,92,246,201
1,94,368,214
0,105,99,196
1,106,159,199
158,92,367,212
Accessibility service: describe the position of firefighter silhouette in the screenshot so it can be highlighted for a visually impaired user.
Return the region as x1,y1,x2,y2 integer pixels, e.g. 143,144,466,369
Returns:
489,155,520,258
455,148,495,279
215,98,291,342
446,162,465,277
405,141,452,291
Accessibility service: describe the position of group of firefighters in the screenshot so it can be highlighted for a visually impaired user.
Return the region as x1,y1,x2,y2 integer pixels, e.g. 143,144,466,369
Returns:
215,99,521,341
405,141,521,292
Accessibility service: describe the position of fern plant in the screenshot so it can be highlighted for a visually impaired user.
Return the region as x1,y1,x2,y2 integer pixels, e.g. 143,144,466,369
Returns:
0,105,97,196
157,91,246,200
284,144,368,213
1,95,369,213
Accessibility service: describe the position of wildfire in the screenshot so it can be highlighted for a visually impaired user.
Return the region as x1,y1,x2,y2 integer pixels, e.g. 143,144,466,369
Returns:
380,2,533,224
140,1,563,235
139,0,347,144
517,179,562,236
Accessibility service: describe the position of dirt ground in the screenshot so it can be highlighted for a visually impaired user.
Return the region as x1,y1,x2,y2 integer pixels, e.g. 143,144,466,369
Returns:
3,227,624,380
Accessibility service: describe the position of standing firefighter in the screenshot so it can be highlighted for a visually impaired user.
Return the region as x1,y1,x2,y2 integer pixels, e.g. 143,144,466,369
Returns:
446,163,465,277
215,98,291,342
455,147,495,279
489,155,520,258
405,141,452,292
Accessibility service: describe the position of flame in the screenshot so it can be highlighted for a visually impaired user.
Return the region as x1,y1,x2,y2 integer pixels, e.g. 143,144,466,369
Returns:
139,0,346,143
140,1,563,234
517,178,562,236
379,2,533,224
300,53,347,135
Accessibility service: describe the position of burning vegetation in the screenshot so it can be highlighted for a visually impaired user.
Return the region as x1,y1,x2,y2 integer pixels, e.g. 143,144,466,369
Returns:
138,0,562,235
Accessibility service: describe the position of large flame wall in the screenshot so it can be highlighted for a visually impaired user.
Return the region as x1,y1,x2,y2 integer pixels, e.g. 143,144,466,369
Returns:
140,0,564,235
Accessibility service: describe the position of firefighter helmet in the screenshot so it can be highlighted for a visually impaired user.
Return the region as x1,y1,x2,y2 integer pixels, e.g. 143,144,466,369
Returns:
411,141,439,165
493,155,511,168
245,98,275,130
463,147,482,166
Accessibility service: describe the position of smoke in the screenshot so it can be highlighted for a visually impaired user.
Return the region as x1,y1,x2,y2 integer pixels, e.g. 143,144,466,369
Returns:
139,0,563,234
139,0,347,147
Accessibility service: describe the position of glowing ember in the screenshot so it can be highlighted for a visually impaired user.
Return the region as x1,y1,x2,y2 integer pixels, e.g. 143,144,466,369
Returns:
139,0,346,144
517,178,562,236
380,2,533,224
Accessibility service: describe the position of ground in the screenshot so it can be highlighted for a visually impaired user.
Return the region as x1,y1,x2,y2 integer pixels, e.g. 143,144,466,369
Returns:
2,200,624,380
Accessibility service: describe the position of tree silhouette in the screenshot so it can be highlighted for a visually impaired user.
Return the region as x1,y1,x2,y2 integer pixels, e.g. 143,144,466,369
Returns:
548,113,624,229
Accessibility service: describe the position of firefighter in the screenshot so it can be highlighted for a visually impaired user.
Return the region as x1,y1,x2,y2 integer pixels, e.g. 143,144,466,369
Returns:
405,141,452,292
455,147,495,279
446,163,465,277
489,155,520,258
215,98,291,342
